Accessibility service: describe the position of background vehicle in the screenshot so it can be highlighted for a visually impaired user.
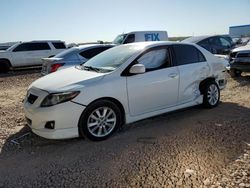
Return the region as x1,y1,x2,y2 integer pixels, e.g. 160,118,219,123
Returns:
229,44,250,77
0,40,66,73
182,35,234,55
24,42,227,141
0,42,19,50
113,31,168,45
41,44,115,75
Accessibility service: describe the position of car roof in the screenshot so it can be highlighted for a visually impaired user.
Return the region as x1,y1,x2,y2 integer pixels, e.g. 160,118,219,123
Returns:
182,35,231,44
74,44,116,51
182,36,214,43
125,31,167,34
122,41,197,48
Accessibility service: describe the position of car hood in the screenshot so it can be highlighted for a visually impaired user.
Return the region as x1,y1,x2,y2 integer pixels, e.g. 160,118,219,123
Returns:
30,67,105,92
232,44,250,53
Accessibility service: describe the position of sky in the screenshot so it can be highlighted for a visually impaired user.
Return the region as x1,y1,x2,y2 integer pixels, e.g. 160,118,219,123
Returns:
0,0,250,43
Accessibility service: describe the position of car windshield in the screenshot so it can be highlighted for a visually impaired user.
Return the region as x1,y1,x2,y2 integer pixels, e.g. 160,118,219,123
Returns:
54,47,78,58
113,34,127,45
82,44,144,72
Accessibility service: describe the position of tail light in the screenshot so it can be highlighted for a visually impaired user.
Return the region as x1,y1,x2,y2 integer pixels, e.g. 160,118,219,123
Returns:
50,63,65,73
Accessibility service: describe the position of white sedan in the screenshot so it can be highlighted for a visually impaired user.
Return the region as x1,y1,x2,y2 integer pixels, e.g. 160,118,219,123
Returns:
24,42,227,141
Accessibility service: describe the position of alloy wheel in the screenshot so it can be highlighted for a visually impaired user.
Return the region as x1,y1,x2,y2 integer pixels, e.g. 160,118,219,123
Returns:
87,107,117,137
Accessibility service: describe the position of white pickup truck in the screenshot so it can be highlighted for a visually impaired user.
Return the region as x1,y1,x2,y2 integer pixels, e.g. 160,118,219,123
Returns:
0,40,66,73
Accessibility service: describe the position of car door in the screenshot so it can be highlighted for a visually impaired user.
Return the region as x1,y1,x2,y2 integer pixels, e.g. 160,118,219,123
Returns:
172,44,209,104
27,42,51,65
12,42,51,66
126,46,179,116
11,43,31,66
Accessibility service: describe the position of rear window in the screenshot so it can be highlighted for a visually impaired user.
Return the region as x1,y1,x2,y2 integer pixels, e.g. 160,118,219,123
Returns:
54,47,78,58
52,42,66,49
80,47,112,59
13,42,51,52
173,44,206,65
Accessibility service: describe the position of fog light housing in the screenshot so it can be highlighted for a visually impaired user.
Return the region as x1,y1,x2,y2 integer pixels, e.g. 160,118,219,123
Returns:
45,121,55,129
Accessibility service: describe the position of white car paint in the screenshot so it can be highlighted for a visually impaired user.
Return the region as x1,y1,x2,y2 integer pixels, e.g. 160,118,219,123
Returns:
0,40,66,68
24,42,227,140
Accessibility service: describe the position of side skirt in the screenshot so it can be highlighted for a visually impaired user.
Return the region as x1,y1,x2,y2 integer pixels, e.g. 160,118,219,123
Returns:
125,95,203,124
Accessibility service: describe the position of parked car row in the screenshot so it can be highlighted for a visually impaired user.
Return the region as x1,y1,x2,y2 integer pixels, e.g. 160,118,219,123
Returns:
0,32,246,141
24,41,227,141
183,35,250,76
0,31,169,73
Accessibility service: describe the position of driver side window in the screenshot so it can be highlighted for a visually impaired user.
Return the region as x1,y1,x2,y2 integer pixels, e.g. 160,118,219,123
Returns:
137,48,170,71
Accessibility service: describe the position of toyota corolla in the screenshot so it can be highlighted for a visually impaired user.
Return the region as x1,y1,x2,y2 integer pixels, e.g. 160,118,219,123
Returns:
24,42,227,141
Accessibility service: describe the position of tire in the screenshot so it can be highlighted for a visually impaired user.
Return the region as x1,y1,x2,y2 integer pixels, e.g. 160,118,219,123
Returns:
0,60,10,73
79,100,122,141
203,81,220,108
229,69,241,77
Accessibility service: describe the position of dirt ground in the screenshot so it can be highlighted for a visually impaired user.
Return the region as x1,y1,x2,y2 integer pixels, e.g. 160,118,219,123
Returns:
0,70,249,187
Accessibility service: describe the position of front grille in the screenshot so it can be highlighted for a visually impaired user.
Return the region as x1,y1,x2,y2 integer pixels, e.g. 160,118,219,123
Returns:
27,93,38,104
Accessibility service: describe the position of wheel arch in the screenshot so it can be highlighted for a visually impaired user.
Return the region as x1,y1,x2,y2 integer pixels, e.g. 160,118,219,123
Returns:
0,58,12,67
199,77,216,95
78,97,126,131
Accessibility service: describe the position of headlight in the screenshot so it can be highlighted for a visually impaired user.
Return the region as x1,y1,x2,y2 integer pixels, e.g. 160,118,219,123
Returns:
41,91,80,107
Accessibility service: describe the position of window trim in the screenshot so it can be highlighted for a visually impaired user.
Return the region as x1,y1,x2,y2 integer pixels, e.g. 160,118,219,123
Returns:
121,45,173,76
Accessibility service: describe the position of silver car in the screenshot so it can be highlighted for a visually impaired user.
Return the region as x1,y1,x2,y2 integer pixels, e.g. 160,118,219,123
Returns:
41,44,115,75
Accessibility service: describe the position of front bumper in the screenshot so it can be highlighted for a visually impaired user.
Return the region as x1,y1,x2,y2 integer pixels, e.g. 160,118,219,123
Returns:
230,58,250,71
24,88,85,139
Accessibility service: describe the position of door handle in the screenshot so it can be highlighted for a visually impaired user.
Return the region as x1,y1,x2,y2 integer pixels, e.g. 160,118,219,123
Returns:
168,73,178,78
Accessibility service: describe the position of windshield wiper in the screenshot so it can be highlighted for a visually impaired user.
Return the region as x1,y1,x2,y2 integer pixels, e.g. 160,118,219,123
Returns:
82,65,101,72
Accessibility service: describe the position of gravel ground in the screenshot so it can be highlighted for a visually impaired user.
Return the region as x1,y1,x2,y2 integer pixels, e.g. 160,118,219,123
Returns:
0,70,249,187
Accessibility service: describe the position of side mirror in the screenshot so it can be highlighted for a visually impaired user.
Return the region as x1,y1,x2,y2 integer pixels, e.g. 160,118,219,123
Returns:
129,64,145,74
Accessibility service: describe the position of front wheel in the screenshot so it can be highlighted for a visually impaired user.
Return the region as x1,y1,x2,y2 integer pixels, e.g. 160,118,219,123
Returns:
79,100,122,141
203,81,220,108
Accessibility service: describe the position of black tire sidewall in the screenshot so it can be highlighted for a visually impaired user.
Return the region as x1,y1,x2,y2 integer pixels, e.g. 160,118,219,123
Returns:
79,100,122,141
203,81,220,108
0,61,10,73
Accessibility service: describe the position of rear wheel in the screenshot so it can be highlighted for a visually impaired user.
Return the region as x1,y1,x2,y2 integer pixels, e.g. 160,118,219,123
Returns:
0,60,10,73
203,81,220,108
79,100,122,141
229,69,241,77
